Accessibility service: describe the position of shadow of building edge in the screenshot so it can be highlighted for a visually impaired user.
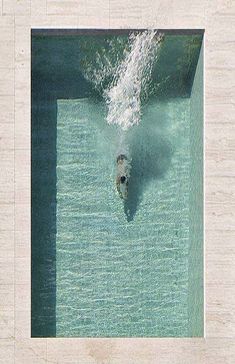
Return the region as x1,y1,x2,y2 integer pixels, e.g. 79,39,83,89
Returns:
31,76,57,337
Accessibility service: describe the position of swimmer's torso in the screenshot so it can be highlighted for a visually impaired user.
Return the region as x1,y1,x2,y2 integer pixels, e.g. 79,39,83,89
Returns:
116,154,130,199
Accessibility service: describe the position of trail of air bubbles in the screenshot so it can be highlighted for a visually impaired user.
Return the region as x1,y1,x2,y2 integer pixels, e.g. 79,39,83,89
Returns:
105,30,163,130
82,30,163,131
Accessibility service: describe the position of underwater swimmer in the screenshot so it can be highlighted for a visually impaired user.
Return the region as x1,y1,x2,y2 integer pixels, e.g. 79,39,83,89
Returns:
116,154,131,199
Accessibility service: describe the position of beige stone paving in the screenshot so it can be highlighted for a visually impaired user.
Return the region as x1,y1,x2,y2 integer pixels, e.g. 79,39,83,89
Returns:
0,0,235,362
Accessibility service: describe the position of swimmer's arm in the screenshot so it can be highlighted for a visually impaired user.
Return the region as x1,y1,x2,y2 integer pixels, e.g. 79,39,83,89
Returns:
116,177,121,195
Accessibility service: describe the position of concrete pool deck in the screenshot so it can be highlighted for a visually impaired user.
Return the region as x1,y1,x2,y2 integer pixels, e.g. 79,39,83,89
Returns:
0,0,235,362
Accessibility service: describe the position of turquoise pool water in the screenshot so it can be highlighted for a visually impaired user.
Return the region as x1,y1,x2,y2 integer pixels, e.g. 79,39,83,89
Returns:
31,31,203,337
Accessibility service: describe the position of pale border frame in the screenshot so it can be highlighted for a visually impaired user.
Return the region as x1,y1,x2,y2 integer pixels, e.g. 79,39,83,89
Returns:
0,1,235,362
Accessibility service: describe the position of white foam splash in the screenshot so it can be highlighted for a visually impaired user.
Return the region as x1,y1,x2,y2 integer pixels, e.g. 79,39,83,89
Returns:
105,30,163,130
83,38,126,94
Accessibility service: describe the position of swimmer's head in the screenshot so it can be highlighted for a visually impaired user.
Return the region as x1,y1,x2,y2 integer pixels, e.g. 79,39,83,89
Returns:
117,154,127,163
120,176,126,184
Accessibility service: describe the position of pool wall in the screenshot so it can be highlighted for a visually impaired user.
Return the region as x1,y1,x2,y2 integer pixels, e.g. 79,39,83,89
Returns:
0,1,235,362
188,43,204,336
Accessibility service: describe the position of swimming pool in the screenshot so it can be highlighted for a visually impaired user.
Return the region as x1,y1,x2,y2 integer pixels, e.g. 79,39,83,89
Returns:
31,30,203,337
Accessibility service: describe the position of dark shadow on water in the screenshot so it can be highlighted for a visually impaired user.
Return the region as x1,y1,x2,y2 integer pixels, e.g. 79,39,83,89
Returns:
124,126,173,222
